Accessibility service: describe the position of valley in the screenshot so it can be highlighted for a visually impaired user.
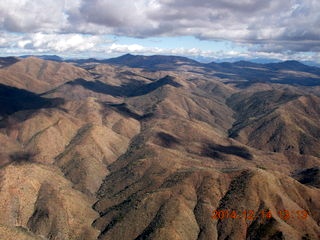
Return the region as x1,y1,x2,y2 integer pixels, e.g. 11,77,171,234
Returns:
0,55,319,240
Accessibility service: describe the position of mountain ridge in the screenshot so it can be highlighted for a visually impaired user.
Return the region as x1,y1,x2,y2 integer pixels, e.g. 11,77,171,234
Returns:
0,55,319,239
9,54,320,68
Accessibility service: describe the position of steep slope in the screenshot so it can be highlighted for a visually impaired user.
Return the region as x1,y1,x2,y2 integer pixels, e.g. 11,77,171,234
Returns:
0,163,99,240
293,167,320,189
1,56,320,240
0,100,141,239
0,57,90,93
90,65,320,239
228,91,320,158
0,225,44,240
94,145,320,240
0,83,63,118
0,97,140,192
217,169,320,240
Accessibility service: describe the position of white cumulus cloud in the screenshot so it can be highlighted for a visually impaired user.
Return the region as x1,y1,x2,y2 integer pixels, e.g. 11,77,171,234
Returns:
0,0,319,60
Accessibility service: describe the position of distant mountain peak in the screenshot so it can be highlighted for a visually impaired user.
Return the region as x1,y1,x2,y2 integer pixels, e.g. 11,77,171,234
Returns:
19,54,64,62
104,54,201,70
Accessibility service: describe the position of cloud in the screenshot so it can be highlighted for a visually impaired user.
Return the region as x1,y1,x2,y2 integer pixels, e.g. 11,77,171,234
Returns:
1,33,319,64
0,0,68,32
0,33,106,54
68,0,160,36
108,43,153,53
0,0,319,56
71,0,320,53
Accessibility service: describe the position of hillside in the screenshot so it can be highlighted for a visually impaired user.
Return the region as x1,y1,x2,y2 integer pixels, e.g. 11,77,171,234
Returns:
0,57,90,93
0,55,319,240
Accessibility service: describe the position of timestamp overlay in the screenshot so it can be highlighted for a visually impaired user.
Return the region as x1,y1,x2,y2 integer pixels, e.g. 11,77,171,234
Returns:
211,209,309,221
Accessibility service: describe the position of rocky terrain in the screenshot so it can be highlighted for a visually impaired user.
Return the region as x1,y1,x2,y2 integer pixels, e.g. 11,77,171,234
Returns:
0,55,319,239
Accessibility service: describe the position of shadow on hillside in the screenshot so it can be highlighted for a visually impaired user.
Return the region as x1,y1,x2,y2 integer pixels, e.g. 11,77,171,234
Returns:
65,75,181,98
66,78,134,97
0,83,64,127
293,167,320,188
202,143,253,160
156,132,180,148
105,103,154,121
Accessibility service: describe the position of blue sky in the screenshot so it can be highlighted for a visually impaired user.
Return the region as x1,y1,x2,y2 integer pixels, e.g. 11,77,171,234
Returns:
0,0,319,63
86,35,245,60
113,36,234,51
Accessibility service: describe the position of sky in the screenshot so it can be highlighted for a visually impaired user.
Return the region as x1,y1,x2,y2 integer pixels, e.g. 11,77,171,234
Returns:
0,0,319,63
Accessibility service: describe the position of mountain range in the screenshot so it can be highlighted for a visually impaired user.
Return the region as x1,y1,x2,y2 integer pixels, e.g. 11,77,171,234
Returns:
0,54,319,240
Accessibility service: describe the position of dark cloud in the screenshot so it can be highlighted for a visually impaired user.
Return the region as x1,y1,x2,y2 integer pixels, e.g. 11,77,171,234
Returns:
72,0,319,53
79,0,134,27
161,0,271,13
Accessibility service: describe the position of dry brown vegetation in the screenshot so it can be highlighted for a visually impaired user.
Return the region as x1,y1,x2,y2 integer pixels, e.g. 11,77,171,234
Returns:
0,56,319,239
